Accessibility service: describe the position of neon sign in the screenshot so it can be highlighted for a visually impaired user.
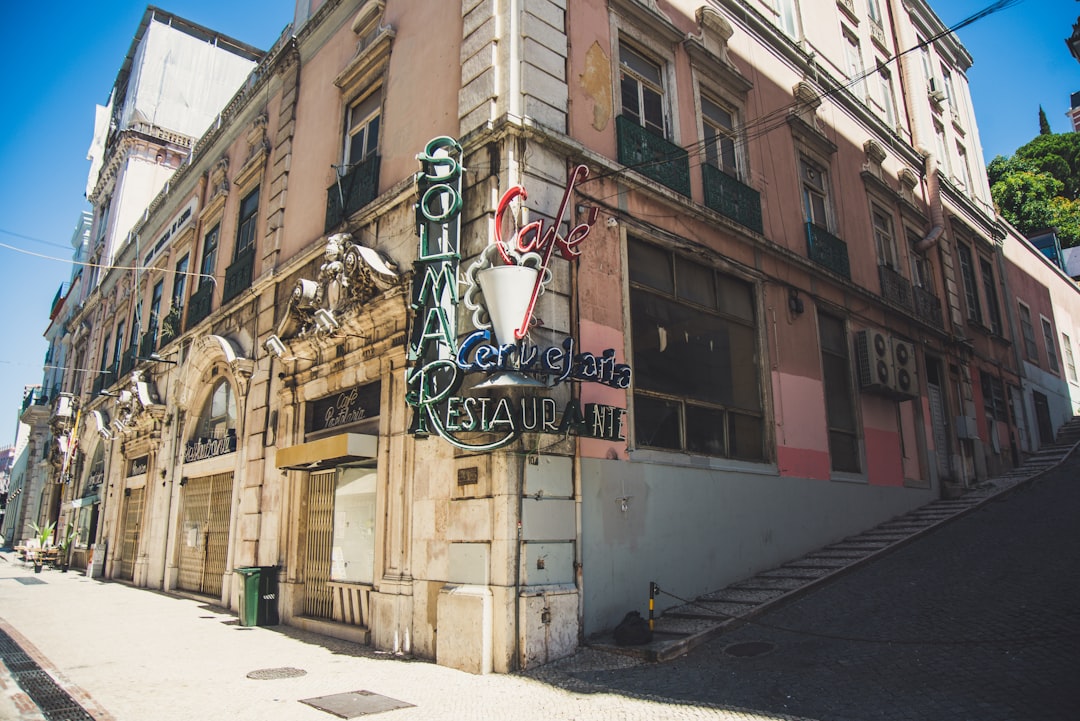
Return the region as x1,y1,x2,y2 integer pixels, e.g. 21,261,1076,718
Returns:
406,137,630,451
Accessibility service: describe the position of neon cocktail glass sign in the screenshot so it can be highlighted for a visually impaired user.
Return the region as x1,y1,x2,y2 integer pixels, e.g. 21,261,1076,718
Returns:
406,137,630,452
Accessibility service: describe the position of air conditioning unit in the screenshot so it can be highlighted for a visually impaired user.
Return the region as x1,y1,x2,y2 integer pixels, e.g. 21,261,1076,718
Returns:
890,337,918,398
927,78,946,104
855,329,894,395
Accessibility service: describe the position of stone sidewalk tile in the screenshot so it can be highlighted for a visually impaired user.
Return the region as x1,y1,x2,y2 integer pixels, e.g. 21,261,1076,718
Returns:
0,558,815,721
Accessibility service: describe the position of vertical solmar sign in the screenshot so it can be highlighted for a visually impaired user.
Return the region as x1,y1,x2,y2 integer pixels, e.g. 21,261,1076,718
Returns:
406,137,630,452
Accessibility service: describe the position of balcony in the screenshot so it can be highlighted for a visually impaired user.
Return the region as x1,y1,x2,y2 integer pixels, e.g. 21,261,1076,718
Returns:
878,264,913,310
119,345,137,376
913,285,944,329
159,305,182,347
222,243,256,305
325,154,381,232
616,115,690,197
186,284,213,331
702,164,763,234
139,329,158,359
91,370,117,397
805,223,850,279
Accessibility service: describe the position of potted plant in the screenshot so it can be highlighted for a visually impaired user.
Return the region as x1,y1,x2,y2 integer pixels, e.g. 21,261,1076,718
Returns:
29,521,55,573
57,522,77,572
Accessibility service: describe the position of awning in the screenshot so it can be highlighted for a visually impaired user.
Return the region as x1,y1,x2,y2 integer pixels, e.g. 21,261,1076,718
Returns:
276,433,378,471
70,494,99,509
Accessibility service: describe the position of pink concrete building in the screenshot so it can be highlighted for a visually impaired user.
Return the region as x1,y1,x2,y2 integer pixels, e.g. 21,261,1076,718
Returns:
33,0,1077,674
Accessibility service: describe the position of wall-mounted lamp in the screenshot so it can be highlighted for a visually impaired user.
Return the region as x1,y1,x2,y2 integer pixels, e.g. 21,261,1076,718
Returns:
179,476,188,487
313,308,340,334
137,352,178,365
788,288,805,316
265,335,288,359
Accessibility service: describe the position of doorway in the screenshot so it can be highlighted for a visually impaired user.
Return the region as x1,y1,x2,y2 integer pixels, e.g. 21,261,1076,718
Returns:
116,487,144,581
176,472,234,597
1033,391,1054,447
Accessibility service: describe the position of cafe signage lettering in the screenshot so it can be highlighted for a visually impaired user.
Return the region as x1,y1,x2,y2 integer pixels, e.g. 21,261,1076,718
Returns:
405,137,630,452
308,383,381,434
184,434,237,463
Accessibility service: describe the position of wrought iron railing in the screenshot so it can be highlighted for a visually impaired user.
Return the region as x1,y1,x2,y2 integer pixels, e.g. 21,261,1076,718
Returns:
325,154,381,232
159,306,182,347
119,346,137,376
139,329,157,359
702,164,763,233
92,370,117,397
186,284,213,331
878,264,913,310
222,244,256,305
616,115,691,196
805,223,850,279
913,285,943,329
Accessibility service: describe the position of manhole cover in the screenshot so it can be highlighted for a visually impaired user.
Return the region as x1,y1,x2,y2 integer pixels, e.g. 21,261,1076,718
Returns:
247,667,308,680
724,641,775,658
300,690,414,718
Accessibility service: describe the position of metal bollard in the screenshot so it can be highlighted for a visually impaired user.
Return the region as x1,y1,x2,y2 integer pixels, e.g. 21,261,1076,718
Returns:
648,581,658,631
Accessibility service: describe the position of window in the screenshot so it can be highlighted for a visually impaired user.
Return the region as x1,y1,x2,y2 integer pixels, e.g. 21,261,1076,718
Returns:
148,279,164,349
99,333,111,374
876,65,897,128
702,96,738,176
96,198,111,245
1064,333,1078,383
818,312,859,472
843,31,866,102
956,243,981,324
1041,317,1059,373
934,121,952,177
868,0,883,25
197,379,237,440
343,93,381,168
235,187,259,256
801,158,830,229
1018,302,1038,362
112,321,125,370
871,203,898,268
330,466,377,583
620,41,666,137
628,238,763,460
918,37,933,83
908,229,932,290
775,0,798,38
200,225,219,288
956,143,973,190
172,254,189,310
940,64,957,112
979,257,1001,335
980,370,1007,422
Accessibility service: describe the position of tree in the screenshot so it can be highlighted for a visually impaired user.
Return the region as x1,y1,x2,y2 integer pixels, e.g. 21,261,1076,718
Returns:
989,132,1080,247
1039,106,1051,135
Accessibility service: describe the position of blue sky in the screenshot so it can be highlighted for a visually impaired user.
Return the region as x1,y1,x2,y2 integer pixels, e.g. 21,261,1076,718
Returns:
0,0,1074,444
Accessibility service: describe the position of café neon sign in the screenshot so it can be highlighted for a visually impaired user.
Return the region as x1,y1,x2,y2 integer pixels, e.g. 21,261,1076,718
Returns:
406,137,630,452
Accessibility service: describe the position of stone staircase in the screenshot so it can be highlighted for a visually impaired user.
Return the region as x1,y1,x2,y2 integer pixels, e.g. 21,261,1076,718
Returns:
590,415,1080,662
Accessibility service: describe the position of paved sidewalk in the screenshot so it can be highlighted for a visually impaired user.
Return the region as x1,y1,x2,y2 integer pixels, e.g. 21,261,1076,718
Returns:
0,556,813,721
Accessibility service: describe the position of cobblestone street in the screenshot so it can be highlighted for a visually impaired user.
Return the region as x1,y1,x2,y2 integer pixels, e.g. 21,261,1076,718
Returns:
531,455,1080,721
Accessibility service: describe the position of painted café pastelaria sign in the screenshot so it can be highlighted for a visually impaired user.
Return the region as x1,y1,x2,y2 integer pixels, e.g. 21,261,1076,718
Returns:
406,137,631,452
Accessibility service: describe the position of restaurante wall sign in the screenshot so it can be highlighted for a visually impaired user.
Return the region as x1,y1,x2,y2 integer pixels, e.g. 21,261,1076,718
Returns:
406,137,630,451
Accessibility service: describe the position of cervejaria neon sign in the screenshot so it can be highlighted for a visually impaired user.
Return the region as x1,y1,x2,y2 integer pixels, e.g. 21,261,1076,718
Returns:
405,137,630,451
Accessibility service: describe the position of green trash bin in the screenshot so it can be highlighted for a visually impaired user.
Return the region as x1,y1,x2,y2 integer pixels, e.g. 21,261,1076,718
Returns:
235,566,279,626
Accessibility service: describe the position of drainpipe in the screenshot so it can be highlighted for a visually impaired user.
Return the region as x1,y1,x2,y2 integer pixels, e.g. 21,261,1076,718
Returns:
915,152,944,254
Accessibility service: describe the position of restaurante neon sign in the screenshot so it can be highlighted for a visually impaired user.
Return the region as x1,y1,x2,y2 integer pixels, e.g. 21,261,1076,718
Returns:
406,137,630,451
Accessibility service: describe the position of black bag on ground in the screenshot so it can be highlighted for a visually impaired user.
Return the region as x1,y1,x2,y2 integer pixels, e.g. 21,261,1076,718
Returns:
612,610,652,646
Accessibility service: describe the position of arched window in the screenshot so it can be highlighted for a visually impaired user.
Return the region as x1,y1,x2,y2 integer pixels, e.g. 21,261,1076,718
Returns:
85,443,105,495
197,379,237,440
